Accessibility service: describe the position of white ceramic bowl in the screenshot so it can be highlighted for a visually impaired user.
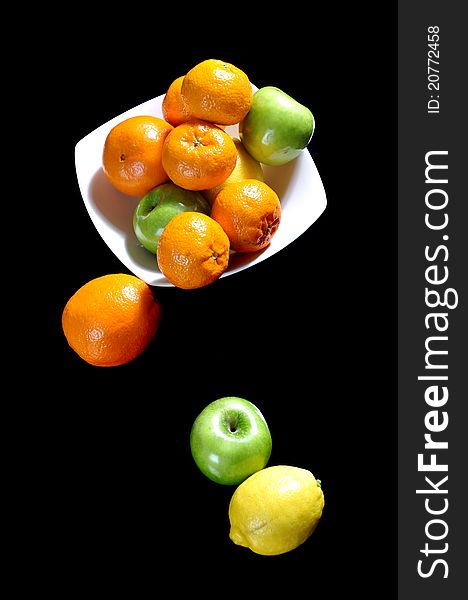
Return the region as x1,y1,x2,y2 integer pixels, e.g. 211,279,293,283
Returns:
74,90,327,287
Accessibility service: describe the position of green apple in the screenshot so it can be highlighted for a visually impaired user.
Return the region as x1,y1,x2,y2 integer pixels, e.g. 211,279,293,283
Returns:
239,86,315,166
190,397,272,485
133,183,210,253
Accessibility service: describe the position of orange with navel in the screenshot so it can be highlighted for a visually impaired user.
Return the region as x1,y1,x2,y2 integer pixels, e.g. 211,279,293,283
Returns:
211,179,281,253
162,120,237,191
103,115,173,197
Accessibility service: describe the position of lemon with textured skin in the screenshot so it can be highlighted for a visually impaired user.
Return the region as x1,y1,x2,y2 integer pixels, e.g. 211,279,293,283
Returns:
202,138,264,203
228,465,324,556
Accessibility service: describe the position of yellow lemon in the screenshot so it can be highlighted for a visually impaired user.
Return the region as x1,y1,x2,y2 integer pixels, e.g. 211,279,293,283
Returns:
228,465,324,556
202,138,264,203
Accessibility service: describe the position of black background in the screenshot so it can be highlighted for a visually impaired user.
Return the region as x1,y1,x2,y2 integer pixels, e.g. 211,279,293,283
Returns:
38,8,396,595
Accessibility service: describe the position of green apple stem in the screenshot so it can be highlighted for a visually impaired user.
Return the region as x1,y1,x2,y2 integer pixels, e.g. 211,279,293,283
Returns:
227,416,238,433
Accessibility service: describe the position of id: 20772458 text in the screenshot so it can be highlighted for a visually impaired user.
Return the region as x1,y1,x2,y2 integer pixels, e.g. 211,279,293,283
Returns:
427,26,440,114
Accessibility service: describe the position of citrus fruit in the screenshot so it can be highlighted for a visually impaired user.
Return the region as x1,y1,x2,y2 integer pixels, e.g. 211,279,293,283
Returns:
157,212,230,289
202,138,264,204
102,115,173,197
211,179,281,252
228,465,324,556
162,76,190,127
62,274,162,367
181,59,252,126
162,120,237,191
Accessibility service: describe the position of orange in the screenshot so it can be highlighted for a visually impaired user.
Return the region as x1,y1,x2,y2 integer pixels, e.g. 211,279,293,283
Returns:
102,116,173,197
162,120,237,191
162,76,190,127
181,59,252,126
157,212,230,289
211,179,281,253
62,274,162,367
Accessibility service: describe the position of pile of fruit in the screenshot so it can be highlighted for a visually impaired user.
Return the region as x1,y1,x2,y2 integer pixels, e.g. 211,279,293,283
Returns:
102,58,315,289
62,60,324,555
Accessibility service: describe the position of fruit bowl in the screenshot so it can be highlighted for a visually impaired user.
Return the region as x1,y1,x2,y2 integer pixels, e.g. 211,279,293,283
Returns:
74,89,327,287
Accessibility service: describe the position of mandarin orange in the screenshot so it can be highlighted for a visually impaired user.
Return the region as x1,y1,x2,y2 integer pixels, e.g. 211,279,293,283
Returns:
211,180,281,252
62,274,162,366
162,76,190,127
181,59,252,126
103,116,173,197
162,120,237,191
157,212,230,289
